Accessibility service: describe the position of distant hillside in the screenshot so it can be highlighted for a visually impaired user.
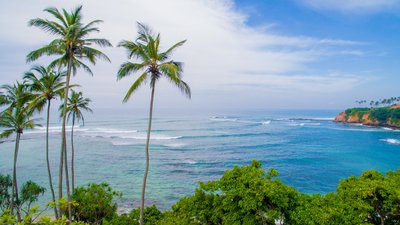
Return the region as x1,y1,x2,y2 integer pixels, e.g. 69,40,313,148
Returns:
335,104,400,128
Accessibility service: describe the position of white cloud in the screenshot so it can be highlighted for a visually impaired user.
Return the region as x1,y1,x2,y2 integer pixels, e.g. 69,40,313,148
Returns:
299,0,400,12
0,0,371,110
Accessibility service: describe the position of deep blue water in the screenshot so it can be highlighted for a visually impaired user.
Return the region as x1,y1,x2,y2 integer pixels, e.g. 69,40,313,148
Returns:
1,109,399,211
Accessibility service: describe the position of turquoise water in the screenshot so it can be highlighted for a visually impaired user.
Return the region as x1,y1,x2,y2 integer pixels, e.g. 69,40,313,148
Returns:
1,109,400,210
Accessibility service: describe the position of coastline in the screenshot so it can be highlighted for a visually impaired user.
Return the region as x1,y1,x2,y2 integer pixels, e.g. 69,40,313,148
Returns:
334,106,400,130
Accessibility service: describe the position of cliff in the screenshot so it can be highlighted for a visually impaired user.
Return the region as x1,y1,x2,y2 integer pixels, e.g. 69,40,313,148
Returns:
334,105,400,129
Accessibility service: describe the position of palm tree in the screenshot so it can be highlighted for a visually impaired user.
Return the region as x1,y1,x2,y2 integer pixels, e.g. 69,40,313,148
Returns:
0,83,39,221
23,65,66,218
27,6,111,219
117,23,191,225
62,90,92,192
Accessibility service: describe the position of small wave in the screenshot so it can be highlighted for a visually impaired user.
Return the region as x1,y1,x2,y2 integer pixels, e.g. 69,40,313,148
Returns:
261,120,271,125
182,132,270,139
164,143,187,148
209,116,238,122
184,160,197,164
111,140,136,146
83,128,138,134
289,117,334,121
380,138,400,145
288,123,305,126
107,135,182,140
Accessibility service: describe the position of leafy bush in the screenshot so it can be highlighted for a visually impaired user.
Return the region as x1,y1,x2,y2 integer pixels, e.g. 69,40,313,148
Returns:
71,183,121,225
0,174,12,213
370,108,390,123
103,205,163,225
20,181,46,214
162,160,298,225
0,174,45,221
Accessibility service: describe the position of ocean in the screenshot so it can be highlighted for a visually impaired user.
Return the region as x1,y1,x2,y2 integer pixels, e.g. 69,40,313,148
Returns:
1,109,399,211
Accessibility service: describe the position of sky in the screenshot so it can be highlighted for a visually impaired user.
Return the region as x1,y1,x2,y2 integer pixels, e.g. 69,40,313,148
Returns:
0,0,399,112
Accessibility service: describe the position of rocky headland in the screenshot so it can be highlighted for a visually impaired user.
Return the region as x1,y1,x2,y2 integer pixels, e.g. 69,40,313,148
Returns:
334,104,400,129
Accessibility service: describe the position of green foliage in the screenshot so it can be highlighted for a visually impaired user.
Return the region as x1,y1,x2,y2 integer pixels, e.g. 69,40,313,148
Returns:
130,205,163,225
370,108,390,123
343,107,400,125
20,181,46,213
163,160,298,225
0,210,17,225
290,193,370,225
0,174,12,213
103,205,163,225
3,162,400,225
337,170,400,225
71,183,121,225
0,175,45,219
344,108,370,120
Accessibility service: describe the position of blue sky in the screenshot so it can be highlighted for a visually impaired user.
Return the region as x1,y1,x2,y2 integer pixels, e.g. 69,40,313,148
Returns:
0,0,399,111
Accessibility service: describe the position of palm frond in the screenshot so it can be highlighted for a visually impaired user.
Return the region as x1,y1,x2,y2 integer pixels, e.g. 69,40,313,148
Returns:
28,18,65,36
123,72,148,102
117,62,147,80
0,129,13,139
44,7,68,27
85,38,113,48
26,40,65,63
79,46,111,64
158,40,186,62
160,63,191,99
74,59,93,76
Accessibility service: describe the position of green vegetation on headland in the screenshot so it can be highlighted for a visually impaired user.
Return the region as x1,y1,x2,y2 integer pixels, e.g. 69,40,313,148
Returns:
2,160,400,225
335,105,400,128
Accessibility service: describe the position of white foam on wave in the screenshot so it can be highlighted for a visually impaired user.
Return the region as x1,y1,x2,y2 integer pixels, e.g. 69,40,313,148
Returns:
261,120,271,125
27,125,75,134
106,134,182,140
288,123,305,126
380,138,400,145
184,160,197,164
210,116,238,122
164,143,187,148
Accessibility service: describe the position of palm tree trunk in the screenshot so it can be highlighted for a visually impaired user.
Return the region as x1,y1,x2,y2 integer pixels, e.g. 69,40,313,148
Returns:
46,100,58,218
59,55,72,221
64,136,72,223
10,133,21,221
71,113,75,192
140,85,156,225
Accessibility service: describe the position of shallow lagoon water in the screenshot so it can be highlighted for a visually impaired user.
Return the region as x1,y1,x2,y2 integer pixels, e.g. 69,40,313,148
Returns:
1,109,399,210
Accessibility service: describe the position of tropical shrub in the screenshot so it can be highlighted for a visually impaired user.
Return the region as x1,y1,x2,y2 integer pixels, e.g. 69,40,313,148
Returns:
0,174,12,213
162,160,299,225
71,183,121,224
103,205,163,225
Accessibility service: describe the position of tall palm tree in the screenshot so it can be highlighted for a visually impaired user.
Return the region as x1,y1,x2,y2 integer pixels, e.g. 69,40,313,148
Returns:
23,65,66,218
117,23,191,225
27,6,111,219
62,90,92,192
0,83,39,221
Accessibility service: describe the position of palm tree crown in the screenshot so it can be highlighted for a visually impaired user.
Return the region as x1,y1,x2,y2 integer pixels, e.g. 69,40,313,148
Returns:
27,5,112,73
63,90,92,125
0,109,39,137
117,23,191,101
0,82,35,112
23,65,66,110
